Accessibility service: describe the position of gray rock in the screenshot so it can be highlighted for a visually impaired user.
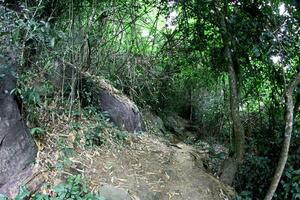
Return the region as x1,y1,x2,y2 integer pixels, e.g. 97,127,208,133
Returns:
84,78,145,133
99,184,131,200
98,90,144,132
0,168,33,197
0,55,17,95
48,60,146,133
0,57,37,192
220,157,238,186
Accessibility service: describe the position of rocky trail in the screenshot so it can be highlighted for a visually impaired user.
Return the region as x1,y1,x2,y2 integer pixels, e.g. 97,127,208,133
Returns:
34,117,234,200
82,134,234,200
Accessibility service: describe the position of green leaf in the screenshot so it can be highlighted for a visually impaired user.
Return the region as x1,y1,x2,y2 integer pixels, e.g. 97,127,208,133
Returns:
0,194,7,200
0,32,9,37
54,183,67,194
15,186,30,200
30,127,45,136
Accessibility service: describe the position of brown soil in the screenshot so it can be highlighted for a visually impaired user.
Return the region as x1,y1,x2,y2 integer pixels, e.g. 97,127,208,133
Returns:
33,113,234,200
82,134,234,200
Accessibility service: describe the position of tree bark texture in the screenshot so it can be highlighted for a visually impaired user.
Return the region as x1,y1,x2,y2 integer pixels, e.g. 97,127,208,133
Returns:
264,71,300,200
219,3,245,185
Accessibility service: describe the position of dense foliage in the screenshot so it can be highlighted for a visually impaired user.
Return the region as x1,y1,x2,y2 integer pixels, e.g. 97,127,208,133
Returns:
0,175,104,200
1,0,300,199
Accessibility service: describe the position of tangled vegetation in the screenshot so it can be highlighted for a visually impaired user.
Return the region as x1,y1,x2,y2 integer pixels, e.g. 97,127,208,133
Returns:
1,0,300,199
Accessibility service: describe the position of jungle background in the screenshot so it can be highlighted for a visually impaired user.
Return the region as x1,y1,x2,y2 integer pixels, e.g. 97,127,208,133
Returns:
0,0,300,199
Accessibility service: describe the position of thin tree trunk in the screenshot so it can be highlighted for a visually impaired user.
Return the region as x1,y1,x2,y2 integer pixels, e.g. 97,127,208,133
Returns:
264,71,300,200
189,84,193,121
219,4,245,185
294,93,300,115
69,69,77,112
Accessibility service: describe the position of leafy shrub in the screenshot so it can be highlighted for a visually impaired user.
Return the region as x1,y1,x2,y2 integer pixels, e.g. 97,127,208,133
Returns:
84,125,106,148
112,131,128,145
30,127,46,138
234,154,272,199
276,146,300,200
69,121,81,131
46,175,104,200
82,107,128,147
279,167,300,199
11,70,53,131
197,141,227,175
12,83,41,125
234,191,252,200
234,130,300,199
0,175,105,200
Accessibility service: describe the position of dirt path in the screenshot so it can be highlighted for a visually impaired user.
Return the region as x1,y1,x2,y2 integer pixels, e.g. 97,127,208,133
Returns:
82,134,234,200
34,114,234,200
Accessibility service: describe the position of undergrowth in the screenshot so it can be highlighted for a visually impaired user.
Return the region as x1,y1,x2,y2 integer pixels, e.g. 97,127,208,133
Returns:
0,175,105,200
12,69,131,199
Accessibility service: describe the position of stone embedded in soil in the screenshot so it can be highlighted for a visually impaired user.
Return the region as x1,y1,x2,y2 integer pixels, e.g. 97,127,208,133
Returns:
99,184,131,200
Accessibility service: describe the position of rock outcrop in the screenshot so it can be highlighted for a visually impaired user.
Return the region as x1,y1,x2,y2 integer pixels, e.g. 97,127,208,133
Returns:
46,59,146,133
0,55,37,197
83,77,145,133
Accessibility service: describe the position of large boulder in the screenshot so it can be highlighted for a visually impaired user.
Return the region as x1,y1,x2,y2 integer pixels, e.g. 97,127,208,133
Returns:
0,55,37,196
83,77,145,133
47,59,146,133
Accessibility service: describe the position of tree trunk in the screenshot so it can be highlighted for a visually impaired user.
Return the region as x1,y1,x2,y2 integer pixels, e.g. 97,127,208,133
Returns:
294,93,300,115
264,71,300,200
219,5,245,185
